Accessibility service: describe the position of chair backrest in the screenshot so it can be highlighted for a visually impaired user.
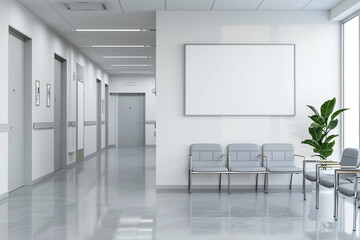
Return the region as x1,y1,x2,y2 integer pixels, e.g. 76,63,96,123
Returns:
339,148,360,179
227,143,261,168
190,143,223,167
262,143,295,168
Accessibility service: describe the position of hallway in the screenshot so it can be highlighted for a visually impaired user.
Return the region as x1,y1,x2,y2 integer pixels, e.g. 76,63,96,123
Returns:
0,147,359,240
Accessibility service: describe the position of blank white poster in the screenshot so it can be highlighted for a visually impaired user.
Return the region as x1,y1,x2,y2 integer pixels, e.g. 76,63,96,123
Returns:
185,44,295,116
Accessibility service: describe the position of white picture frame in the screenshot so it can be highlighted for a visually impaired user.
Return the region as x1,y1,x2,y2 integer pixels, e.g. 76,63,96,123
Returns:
46,83,51,107
35,80,40,106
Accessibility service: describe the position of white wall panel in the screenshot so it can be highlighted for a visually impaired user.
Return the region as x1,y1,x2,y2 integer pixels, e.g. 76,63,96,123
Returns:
0,0,108,196
156,11,341,188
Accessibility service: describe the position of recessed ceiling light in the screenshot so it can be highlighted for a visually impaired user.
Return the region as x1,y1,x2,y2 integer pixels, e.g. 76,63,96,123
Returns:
111,64,152,67
91,45,152,48
76,29,155,32
103,56,152,59
117,71,153,74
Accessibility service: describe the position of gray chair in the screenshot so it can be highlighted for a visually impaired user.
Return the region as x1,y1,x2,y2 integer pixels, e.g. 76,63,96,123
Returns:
303,159,337,202
336,177,360,231
227,143,267,194
262,143,304,191
188,144,228,194
315,148,360,211
331,149,360,229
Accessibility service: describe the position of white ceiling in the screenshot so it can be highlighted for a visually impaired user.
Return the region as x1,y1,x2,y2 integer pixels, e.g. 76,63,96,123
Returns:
17,0,343,76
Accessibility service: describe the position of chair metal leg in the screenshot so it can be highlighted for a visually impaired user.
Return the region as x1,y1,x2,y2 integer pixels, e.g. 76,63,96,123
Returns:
316,179,319,209
334,184,337,219
303,176,306,200
354,196,357,231
256,174,258,190
228,173,231,194
264,173,266,190
265,173,269,194
219,174,222,191
289,173,293,190
189,170,192,194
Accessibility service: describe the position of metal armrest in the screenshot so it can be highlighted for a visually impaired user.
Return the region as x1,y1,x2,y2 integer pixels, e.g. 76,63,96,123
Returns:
259,154,269,171
294,154,305,159
303,159,337,173
335,168,360,189
226,154,230,171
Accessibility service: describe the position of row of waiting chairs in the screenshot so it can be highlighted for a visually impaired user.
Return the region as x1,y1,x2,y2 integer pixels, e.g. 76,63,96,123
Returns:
303,148,360,231
188,143,304,194
189,144,360,231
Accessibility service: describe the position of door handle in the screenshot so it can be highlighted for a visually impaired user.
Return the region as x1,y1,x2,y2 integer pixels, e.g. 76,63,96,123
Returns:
9,125,16,138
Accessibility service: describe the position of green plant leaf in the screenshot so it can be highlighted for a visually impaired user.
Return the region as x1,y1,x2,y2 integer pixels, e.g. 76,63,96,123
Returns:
321,141,335,150
328,119,338,130
301,139,321,148
319,149,333,158
324,134,339,143
331,108,349,121
309,115,326,125
309,127,322,141
321,97,336,119
307,105,320,116
310,123,323,128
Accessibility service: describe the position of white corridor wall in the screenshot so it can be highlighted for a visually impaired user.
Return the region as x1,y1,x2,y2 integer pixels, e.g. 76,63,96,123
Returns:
156,11,341,189
0,0,108,199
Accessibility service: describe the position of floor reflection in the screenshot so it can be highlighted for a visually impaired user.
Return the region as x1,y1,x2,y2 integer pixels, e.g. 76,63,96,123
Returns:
0,147,360,239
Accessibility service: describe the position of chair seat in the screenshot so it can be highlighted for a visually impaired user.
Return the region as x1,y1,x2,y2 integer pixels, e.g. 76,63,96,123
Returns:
192,166,228,172
339,183,360,197
319,175,351,188
268,167,302,172
230,167,266,172
304,171,316,182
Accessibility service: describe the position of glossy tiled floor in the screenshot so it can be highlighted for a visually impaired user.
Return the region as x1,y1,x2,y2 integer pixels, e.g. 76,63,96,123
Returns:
0,147,360,240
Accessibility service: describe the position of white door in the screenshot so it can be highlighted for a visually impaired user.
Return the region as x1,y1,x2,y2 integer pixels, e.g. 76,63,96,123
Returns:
8,34,25,192
54,59,62,171
117,94,145,147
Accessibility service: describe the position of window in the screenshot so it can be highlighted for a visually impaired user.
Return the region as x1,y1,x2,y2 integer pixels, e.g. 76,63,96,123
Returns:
343,15,360,148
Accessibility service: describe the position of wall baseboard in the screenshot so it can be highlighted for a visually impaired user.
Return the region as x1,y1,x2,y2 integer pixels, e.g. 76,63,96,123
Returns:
30,172,54,185
0,192,9,201
156,184,303,190
108,145,115,148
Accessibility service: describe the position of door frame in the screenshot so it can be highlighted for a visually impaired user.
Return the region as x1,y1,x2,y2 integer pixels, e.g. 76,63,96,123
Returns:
105,84,109,149
115,93,145,147
54,54,67,170
8,27,33,188
96,79,101,151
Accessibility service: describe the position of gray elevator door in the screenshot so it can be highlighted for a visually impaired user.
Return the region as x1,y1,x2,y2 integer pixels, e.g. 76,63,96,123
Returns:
117,94,145,147
54,59,61,172
8,34,25,192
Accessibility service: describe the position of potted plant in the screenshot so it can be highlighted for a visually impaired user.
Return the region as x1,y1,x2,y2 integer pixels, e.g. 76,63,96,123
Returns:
302,97,349,159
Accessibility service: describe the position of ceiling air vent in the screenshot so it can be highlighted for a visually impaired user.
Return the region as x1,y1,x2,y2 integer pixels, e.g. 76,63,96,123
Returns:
59,1,112,11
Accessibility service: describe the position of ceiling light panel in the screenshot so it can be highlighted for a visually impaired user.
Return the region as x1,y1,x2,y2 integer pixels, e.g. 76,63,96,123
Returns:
302,0,342,10
59,1,112,11
111,64,152,67
257,0,311,10
103,56,152,59
212,0,263,10
111,64,152,66
166,0,214,10
75,28,155,32
90,45,153,48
